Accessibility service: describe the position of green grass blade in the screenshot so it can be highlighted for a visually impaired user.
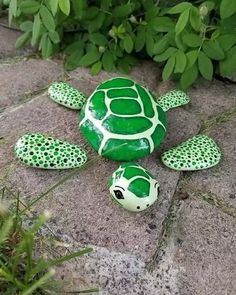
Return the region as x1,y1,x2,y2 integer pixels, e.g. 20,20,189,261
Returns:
0,216,13,244
47,248,93,268
21,269,55,295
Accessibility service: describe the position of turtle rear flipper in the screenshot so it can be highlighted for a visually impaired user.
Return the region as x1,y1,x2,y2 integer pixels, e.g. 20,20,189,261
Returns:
157,90,190,112
161,134,221,171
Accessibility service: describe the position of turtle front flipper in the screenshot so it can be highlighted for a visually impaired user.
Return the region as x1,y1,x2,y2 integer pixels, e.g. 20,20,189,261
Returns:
161,134,221,171
157,90,190,112
48,82,87,110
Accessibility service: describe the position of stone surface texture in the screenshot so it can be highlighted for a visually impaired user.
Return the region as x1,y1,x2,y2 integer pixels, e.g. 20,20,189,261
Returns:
0,22,236,294
0,58,64,110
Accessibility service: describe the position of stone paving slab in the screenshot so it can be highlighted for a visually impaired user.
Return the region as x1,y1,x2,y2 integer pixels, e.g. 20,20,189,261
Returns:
0,73,200,261
57,246,160,295
184,116,236,208
155,196,236,295
0,93,180,260
0,58,64,110
156,79,236,121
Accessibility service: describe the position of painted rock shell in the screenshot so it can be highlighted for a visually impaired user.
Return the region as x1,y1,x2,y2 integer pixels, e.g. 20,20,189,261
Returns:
48,82,86,110
79,77,167,161
108,163,160,212
15,133,87,169
161,134,221,171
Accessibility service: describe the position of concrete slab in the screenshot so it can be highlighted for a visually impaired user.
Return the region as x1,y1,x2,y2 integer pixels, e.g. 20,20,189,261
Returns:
155,197,236,295
185,117,236,208
57,246,160,295
155,79,236,121
0,58,64,110
0,24,33,58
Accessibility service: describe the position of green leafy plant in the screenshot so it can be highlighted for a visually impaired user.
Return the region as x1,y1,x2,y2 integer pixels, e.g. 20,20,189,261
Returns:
0,188,98,294
3,0,236,88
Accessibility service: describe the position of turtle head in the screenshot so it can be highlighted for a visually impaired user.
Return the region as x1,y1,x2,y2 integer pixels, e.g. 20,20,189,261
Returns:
108,163,159,212
156,90,190,112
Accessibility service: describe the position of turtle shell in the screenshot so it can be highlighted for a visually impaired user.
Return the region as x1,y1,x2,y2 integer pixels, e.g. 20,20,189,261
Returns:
79,77,167,161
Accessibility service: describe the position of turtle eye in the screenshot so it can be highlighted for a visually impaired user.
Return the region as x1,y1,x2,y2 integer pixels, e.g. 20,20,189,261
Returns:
157,186,160,195
114,190,124,200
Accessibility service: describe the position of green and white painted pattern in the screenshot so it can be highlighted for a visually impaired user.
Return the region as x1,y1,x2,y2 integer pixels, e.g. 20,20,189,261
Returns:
48,82,87,110
161,134,221,171
15,133,87,169
108,163,159,212
157,90,190,112
79,77,167,161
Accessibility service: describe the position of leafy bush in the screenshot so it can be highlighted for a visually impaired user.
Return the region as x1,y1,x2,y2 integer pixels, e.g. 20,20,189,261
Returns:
0,188,98,294
3,0,236,88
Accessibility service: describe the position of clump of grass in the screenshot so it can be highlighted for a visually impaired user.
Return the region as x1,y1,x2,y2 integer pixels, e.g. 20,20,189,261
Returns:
0,189,98,295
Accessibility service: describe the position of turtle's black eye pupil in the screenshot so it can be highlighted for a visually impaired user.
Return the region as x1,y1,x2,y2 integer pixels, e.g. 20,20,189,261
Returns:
114,190,124,200
157,186,160,195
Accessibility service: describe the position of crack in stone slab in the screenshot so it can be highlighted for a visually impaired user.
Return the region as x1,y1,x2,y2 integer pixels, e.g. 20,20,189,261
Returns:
179,182,236,219
201,106,236,132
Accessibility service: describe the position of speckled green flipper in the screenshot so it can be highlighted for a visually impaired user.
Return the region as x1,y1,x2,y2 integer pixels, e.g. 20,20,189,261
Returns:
15,133,87,169
48,82,87,110
157,90,190,112
161,135,221,171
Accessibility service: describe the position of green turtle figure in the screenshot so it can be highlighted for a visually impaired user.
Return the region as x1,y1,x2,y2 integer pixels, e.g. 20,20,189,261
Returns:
108,163,159,212
15,77,221,212
49,78,190,162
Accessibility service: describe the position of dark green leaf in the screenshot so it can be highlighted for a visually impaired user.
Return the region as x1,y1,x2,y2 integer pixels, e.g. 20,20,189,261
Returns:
218,34,236,51
40,5,56,31
180,64,198,89
90,33,107,46
154,47,177,62
182,33,202,47
64,41,84,55
58,0,70,16
153,36,169,54
174,50,187,73
145,33,154,57
198,51,213,80
175,34,187,51
220,0,236,19
91,61,102,75
150,17,175,32
190,6,201,31
175,9,190,35
80,50,102,67
202,40,225,60
15,32,31,48
20,0,40,14
167,2,192,14
113,3,134,18
65,48,84,70
101,0,111,10
9,0,17,25
102,51,114,71
49,31,60,44
186,50,198,69
135,26,146,52
124,34,133,53
200,1,215,11
88,12,105,32
31,14,41,46
20,21,33,32
219,45,236,76
49,0,58,16
162,55,175,81
41,34,53,58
